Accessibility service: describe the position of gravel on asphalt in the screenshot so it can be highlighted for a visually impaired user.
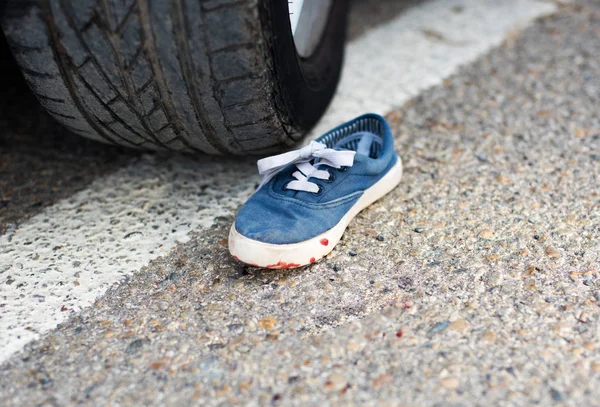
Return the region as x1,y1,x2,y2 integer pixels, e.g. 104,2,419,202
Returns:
1,1,599,406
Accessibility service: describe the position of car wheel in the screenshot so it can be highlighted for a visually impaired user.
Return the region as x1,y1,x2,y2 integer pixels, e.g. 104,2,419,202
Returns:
1,0,348,155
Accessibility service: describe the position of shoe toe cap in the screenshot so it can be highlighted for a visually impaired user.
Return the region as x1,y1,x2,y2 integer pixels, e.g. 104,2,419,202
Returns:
235,202,305,245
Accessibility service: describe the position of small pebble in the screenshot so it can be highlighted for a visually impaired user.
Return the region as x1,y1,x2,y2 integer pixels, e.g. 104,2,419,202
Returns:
376,235,385,241
414,228,424,233
397,276,414,290
348,249,357,257
440,377,459,389
364,229,378,236
479,229,494,239
481,331,496,343
326,373,347,391
258,317,276,331
372,373,394,389
449,318,469,333
126,338,149,354
428,321,450,335
238,345,251,353
496,174,511,185
475,153,488,162
550,388,565,402
228,323,244,333
39,375,53,389
583,342,594,351
545,246,560,258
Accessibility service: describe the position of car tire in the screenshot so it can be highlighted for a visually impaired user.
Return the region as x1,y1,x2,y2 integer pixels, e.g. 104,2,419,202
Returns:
0,0,348,155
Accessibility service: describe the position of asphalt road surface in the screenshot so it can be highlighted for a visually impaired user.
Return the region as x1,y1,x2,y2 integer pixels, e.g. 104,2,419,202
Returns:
1,0,599,405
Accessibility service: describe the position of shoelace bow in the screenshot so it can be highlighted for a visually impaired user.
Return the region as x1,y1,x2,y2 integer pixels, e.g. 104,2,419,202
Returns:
256,140,356,193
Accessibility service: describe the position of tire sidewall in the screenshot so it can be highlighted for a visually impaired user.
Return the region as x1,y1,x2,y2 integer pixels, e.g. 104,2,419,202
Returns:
264,0,348,132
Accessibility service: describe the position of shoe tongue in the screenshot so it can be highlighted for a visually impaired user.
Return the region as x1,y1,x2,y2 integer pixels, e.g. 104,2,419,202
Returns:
355,131,375,157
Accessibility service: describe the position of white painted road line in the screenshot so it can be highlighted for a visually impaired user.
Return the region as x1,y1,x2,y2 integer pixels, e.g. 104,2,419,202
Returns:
0,156,258,362
0,0,556,365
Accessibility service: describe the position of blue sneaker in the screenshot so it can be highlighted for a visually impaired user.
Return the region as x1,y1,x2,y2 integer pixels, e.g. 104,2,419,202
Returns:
229,113,402,269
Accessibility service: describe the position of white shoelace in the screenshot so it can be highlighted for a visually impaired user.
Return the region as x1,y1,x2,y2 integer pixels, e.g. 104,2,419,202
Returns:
256,141,356,193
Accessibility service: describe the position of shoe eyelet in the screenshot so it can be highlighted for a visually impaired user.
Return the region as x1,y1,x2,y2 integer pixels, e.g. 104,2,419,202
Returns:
311,185,323,196
323,171,335,183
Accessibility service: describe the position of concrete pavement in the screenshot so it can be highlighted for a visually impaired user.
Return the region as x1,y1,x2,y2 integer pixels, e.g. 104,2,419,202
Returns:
1,0,599,405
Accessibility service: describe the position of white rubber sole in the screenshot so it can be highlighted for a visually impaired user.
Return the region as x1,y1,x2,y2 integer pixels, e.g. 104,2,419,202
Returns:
229,156,403,269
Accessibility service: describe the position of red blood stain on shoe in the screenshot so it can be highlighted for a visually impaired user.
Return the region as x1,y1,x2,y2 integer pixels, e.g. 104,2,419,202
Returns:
266,261,301,269
396,331,403,338
320,238,329,246
310,257,316,263
283,262,300,269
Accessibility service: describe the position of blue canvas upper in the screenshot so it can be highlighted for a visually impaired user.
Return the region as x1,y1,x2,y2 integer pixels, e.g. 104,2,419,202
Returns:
234,113,398,244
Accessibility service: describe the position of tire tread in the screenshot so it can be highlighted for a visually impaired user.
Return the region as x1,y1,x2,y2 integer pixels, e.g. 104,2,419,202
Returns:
1,0,304,154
